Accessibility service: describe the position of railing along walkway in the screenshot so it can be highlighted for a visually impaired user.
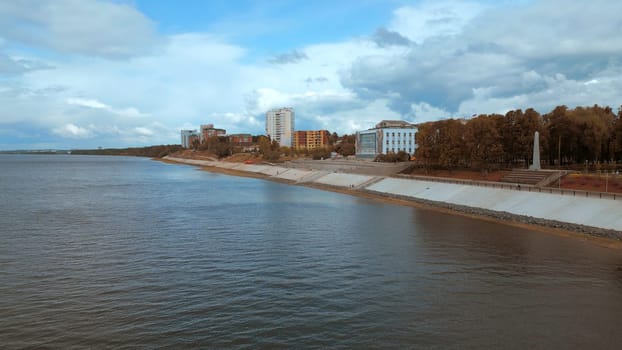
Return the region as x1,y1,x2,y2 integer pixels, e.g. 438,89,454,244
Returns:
394,174,620,201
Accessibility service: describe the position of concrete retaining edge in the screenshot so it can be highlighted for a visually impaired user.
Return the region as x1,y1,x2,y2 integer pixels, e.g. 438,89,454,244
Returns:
362,189,622,241
163,156,622,240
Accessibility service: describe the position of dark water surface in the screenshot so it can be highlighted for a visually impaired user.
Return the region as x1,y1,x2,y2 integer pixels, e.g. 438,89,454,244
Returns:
1,155,622,349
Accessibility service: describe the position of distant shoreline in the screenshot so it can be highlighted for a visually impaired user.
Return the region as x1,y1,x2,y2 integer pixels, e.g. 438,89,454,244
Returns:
159,157,622,250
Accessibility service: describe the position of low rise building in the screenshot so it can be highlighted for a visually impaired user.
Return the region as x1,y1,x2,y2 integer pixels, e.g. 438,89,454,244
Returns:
228,133,253,146
293,130,329,150
200,124,226,142
355,120,417,159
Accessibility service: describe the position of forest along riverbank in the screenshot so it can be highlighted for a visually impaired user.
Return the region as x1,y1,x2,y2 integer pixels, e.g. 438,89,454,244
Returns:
162,156,622,246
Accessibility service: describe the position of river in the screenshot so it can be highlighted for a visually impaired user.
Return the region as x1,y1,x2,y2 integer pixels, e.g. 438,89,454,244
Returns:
1,155,621,349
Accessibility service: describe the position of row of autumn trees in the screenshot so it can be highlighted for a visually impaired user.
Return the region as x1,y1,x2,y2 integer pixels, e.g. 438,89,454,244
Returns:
415,105,622,170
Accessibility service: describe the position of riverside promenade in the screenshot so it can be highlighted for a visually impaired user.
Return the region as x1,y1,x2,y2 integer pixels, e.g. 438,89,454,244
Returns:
164,156,622,239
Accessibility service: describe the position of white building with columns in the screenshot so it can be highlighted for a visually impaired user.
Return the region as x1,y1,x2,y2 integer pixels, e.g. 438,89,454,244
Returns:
355,120,417,159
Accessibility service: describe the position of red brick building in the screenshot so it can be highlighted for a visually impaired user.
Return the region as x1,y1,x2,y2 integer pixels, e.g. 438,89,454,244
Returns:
200,124,226,142
228,133,253,146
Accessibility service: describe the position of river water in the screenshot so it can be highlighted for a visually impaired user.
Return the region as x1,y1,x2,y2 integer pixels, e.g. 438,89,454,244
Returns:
1,155,622,349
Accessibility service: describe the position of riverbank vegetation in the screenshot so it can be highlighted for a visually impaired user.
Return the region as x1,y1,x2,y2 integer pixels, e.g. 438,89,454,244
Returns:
415,105,622,171
71,144,183,158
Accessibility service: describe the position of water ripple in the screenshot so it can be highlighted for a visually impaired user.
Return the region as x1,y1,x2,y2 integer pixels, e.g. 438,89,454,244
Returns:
2,155,622,349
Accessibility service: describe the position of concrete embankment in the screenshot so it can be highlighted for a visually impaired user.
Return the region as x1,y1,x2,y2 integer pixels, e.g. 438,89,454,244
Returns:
164,156,379,187
164,156,622,240
366,178,622,239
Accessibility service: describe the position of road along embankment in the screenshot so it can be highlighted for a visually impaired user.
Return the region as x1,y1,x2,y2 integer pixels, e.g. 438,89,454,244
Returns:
164,156,622,241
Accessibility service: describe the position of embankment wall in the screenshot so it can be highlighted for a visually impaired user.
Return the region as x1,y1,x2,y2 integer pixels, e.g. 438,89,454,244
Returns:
164,157,622,237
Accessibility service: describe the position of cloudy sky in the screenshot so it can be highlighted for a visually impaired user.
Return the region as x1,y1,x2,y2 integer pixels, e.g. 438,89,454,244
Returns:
1,0,621,150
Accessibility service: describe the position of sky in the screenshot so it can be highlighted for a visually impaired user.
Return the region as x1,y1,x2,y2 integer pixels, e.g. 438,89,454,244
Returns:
1,0,622,150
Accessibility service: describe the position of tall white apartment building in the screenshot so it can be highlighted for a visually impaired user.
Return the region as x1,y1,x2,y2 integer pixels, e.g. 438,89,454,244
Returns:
265,107,295,147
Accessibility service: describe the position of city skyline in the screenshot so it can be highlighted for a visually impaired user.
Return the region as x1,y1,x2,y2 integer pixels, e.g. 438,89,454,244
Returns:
2,0,622,150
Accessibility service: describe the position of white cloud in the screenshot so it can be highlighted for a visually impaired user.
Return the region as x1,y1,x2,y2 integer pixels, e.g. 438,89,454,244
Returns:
66,97,148,117
410,102,453,122
389,1,488,44
52,123,94,139
66,97,108,109
4,0,622,150
134,127,153,137
3,7,415,147
0,0,159,58
307,99,403,134
467,0,622,59
344,0,622,117
0,53,52,75
457,71,622,116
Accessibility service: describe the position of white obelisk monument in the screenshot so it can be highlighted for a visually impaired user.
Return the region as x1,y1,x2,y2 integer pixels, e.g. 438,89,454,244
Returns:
529,131,541,170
